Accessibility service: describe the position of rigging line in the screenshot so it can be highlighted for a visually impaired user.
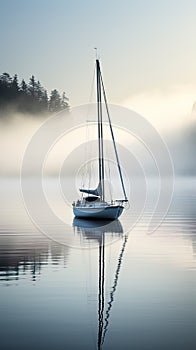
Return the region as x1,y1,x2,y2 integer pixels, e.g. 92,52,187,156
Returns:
105,161,112,202
87,156,92,191
107,160,112,202
104,137,113,202
100,73,128,201
101,234,128,345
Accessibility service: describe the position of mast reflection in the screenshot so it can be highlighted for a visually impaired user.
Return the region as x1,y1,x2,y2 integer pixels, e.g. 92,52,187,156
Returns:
73,218,127,349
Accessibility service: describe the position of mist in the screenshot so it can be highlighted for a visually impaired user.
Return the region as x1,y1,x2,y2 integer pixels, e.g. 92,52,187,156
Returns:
0,112,45,176
167,119,196,176
0,108,195,178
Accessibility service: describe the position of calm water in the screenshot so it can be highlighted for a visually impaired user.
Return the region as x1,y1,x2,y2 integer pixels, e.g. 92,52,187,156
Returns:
0,177,196,350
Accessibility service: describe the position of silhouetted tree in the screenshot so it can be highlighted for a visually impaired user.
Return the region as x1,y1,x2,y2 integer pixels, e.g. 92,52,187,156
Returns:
20,79,28,94
35,80,43,101
41,90,48,110
28,75,36,98
49,89,61,112
0,72,12,87
11,74,19,93
0,73,13,107
61,91,69,110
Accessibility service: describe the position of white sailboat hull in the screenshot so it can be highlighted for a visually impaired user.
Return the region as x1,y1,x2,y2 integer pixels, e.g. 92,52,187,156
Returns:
73,205,124,220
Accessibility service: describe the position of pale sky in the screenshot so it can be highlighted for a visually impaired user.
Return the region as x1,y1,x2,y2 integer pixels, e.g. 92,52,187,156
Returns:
0,0,196,128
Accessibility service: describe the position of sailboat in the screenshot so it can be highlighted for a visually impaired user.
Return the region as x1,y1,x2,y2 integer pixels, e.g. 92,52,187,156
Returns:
73,57,128,220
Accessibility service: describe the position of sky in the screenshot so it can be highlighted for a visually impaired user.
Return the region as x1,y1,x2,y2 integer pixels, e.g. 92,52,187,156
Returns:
0,0,196,129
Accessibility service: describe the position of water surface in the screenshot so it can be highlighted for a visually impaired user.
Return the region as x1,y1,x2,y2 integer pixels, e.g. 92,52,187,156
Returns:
0,177,196,349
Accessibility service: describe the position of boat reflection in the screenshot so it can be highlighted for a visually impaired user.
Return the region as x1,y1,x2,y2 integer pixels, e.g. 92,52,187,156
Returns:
73,218,128,349
73,218,123,243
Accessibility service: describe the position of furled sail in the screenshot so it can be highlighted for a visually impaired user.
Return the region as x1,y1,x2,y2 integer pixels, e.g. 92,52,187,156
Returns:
79,182,102,196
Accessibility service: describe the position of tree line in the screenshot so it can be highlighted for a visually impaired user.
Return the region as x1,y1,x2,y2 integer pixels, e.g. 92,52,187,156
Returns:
0,72,69,115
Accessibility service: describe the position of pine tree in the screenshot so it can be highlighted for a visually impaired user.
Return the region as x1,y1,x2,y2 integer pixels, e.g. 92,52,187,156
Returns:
20,79,28,94
0,72,12,87
49,89,61,112
12,74,19,91
0,73,13,105
41,90,48,110
61,91,69,110
35,80,44,101
28,75,36,98
11,74,19,93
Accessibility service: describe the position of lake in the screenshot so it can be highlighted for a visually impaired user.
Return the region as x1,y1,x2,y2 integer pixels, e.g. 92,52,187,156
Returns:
0,177,196,350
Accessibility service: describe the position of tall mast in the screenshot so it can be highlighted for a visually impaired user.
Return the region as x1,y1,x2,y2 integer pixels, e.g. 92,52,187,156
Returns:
96,59,105,201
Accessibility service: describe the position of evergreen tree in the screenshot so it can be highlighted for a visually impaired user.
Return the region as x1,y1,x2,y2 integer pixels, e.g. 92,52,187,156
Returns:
35,80,44,101
28,75,36,98
0,73,13,105
41,90,48,110
49,89,61,112
20,79,28,94
0,72,12,87
12,74,19,92
61,91,69,110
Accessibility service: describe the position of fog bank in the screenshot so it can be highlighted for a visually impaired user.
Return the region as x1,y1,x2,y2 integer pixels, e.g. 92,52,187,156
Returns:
0,111,195,178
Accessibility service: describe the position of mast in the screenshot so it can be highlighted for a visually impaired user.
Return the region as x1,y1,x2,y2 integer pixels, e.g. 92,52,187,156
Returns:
96,59,105,201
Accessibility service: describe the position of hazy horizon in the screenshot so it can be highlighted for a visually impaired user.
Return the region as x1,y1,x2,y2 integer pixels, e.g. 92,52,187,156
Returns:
1,1,196,118
0,108,195,178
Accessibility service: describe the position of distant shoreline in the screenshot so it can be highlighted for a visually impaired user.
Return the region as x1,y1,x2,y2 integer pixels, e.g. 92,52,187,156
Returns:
0,72,69,117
